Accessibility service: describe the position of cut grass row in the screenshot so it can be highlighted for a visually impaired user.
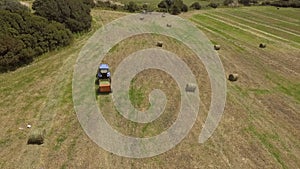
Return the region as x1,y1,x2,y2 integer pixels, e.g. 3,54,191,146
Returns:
244,6,300,23
222,10,300,34
191,14,271,46
192,14,300,103
190,15,295,79
192,8,299,168
213,10,300,44
227,86,288,169
202,13,286,43
203,12,300,49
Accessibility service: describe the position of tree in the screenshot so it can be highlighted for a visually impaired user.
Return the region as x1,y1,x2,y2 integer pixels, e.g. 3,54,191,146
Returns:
158,0,168,8
190,2,201,10
0,5,72,72
238,0,250,6
170,4,180,15
208,2,219,8
82,0,95,8
157,0,187,14
142,3,148,10
125,1,139,12
32,0,92,33
223,0,234,6
0,0,29,12
181,3,188,12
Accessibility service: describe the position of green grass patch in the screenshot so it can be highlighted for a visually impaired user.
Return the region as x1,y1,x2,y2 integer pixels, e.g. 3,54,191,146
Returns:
194,23,245,51
109,44,119,53
0,138,11,148
276,83,300,103
59,81,73,105
141,123,150,134
129,86,145,108
249,8,300,25
231,85,249,97
250,6,300,22
266,73,300,103
54,134,67,150
192,14,265,45
98,94,111,107
245,125,287,169
217,10,300,44
60,163,68,169
229,10,300,33
248,88,271,95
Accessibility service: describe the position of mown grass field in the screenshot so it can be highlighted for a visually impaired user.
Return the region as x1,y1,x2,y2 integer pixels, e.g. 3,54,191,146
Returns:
0,6,299,169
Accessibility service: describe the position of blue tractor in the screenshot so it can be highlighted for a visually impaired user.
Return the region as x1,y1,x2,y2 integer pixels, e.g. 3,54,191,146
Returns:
96,64,111,84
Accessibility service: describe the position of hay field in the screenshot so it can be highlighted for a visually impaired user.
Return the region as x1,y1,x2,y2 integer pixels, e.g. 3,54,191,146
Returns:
0,6,299,169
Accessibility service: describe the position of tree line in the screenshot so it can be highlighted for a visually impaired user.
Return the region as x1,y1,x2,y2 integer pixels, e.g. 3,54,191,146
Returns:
0,0,94,72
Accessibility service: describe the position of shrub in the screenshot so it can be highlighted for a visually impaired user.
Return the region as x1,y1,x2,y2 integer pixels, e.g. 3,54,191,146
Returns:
190,2,201,10
157,0,188,14
33,0,92,33
82,0,95,8
268,0,300,7
224,0,234,6
125,1,139,12
181,4,188,12
158,0,168,8
170,4,181,15
0,0,30,12
208,2,219,8
238,0,251,6
0,7,72,72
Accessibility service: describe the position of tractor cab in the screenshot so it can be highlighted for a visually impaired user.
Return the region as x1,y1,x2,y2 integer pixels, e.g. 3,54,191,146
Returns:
96,63,112,93
96,64,111,79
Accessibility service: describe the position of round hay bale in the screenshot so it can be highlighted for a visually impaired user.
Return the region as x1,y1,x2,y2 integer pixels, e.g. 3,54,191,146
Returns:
157,41,163,47
185,83,197,92
228,73,238,81
27,129,45,145
214,45,221,50
167,23,172,27
259,43,266,48
162,13,166,17
139,16,144,20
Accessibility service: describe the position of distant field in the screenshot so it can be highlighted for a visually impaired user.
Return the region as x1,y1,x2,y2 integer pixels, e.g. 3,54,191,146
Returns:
116,0,220,8
0,6,299,169
190,10,300,46
187,7,300,168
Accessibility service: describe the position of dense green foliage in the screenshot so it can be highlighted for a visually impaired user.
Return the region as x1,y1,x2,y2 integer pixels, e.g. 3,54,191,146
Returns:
0,0,30,12
125,1,139,12
208,2,219,8
0,0,72,72
97,1,154,12
238,0,251,6
82,0,96,8
190,2,201,10
157,0,188,14
190,2,201,9
96,1,119,10
32,0,93,33
267,0,300,7
223,0,234,6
